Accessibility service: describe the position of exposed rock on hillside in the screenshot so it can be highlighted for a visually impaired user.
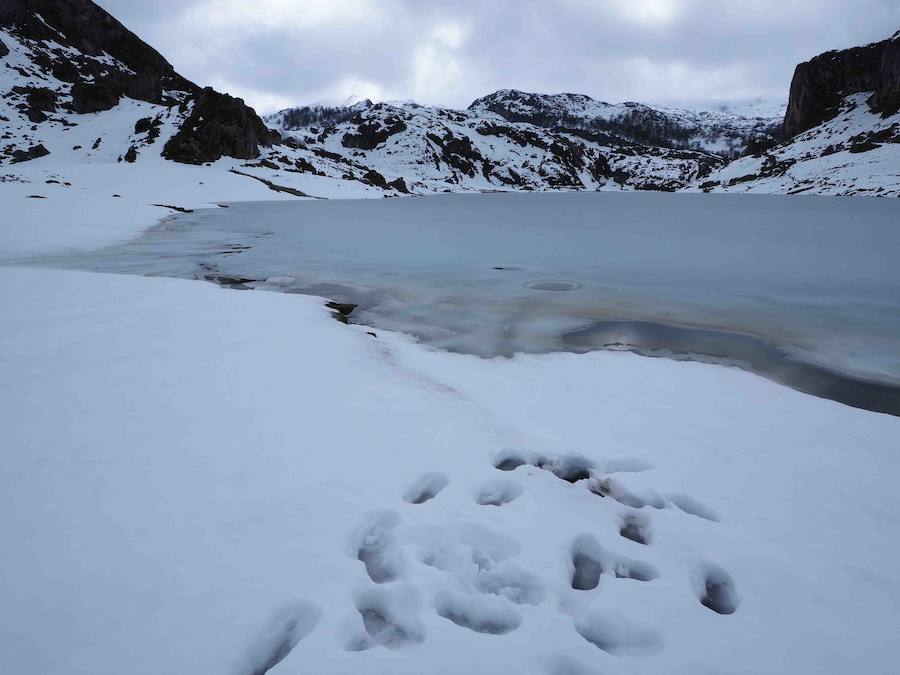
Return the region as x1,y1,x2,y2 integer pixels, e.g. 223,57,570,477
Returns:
162,88,276,164
1,0,273,166
784,32,900,137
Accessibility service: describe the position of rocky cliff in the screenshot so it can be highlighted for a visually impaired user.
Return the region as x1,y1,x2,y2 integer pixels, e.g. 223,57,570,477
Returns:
784,31,900,138
0,0,272,164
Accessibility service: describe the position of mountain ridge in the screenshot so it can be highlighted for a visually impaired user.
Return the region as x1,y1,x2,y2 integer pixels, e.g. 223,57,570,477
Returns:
0,0,897,199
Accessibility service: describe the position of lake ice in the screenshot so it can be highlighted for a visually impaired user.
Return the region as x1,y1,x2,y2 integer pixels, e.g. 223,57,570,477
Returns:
32,191,900,412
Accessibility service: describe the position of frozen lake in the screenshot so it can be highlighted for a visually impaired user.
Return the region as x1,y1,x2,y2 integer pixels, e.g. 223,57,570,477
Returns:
30,191,900,414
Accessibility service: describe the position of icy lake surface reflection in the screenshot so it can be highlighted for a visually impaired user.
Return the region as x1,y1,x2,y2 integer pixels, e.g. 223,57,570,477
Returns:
35,192,900,412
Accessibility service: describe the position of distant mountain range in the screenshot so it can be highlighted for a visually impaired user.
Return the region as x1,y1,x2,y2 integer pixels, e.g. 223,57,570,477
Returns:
1,0,898,198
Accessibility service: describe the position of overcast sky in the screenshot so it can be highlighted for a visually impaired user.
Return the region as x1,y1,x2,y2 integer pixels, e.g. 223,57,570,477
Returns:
96,0,900,114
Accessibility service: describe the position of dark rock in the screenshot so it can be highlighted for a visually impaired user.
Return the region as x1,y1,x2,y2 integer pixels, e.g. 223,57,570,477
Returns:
0,36,8,57
25,108,48,123
848,140,880,153
123,145,138,162
341,115,407,150
151,203,193,213
784,33,900,138
254,158,280,170
134,116,152,134
291,157,319,173
50,58,80,83
325,301,357,322
13,85,58,112
71,80,120,113
388,177,410,193
0,0,195,103
727,173,758,186
363,169,389,189
11,143,50,163
163,87,275,164
91,136,102,150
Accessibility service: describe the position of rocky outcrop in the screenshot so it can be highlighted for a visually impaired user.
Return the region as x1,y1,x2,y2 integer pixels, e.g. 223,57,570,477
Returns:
71,80,120,113
341,113,408,150
0,0,194,104
10,144,50,163
0,36,8,57
784,32,900,138
3,0,278,165
162,88,275,164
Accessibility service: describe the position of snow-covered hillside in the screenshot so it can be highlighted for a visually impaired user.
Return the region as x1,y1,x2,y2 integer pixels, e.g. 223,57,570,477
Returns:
690,93,900,196
266,99,725,194
468,89,783,159
692,32,900,197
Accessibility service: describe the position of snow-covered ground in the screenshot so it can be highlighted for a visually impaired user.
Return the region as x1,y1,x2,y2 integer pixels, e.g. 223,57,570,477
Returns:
1,264,899,675
691,93,900,197
3,13,900,674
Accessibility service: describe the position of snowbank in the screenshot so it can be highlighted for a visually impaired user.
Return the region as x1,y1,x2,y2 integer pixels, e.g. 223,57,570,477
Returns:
1,266,898,675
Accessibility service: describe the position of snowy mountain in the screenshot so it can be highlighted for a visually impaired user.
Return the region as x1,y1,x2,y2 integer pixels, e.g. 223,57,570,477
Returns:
690,31,900,197
467,89,783,159
266,98,727,193
1,0,897,209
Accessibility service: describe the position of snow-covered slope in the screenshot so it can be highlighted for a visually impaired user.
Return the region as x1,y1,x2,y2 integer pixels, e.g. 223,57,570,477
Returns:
690,92,900,196
468,89,783,159
267,99,725,194
691,32,900,197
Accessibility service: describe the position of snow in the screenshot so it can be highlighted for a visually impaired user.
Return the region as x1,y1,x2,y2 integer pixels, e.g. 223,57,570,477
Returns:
3,14,900,675
1,265,898,675
692,93,900,197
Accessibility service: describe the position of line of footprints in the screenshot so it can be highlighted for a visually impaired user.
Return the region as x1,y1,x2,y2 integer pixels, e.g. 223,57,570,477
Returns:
235,449,739,675
344,449,738,657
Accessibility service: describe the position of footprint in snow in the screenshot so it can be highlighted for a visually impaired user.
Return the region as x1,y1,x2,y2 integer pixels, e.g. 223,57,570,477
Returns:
350,510,406,584
403,472,449,504
434,591,521,635
474,478,523,506
235,600,321,675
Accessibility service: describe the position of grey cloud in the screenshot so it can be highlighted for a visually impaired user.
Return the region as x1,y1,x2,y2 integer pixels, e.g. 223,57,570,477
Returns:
96,0,900,112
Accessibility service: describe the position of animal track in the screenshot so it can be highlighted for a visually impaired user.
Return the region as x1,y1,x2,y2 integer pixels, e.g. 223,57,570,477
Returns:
570,534,658,590
571,549,604,590
588,476,666,509
475,479,523,506
403,472,449,504
475,564,546,605
434,591,521,635
574,609,663,656
238,600,321,675
669,494,720,522
493,448,540,472
494,450,595,484
697,564,738,615
351,511,405,584
619,512,651,545
346,588,424,651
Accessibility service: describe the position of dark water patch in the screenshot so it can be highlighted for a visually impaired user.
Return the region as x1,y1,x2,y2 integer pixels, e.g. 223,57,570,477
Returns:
563,320,900,416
